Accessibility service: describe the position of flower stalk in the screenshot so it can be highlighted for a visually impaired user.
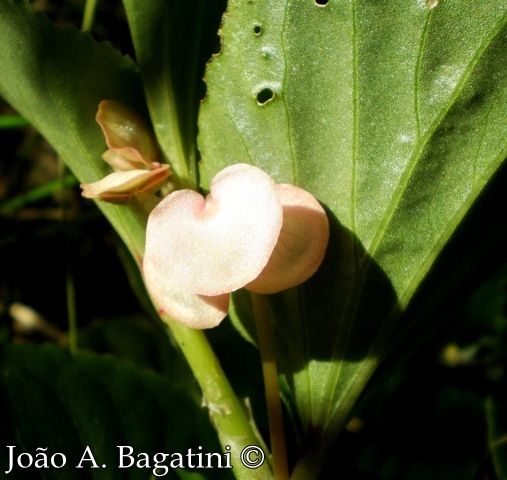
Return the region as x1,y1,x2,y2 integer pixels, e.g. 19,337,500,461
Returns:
251,292,289,480
162,314,274,480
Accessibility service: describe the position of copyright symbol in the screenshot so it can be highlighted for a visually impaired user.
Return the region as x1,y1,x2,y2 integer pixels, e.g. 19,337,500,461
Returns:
240,445,265,468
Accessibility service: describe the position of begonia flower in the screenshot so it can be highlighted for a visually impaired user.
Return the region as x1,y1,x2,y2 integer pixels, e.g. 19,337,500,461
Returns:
143,163,329,329
80,100,171,203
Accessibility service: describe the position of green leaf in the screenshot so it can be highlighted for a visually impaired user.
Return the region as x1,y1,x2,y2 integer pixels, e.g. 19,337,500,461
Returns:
0,0,147,259
198,0,507,472
0,344,226,480
122,0,226,188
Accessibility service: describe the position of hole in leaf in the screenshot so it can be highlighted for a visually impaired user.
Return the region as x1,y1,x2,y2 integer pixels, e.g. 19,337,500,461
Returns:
257,88,275,105
256,88,274,105
253,24,262,35
314,0,328,5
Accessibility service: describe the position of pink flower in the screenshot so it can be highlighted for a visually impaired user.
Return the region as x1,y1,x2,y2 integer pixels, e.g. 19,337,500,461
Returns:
143,163,329,329
81,101,171,204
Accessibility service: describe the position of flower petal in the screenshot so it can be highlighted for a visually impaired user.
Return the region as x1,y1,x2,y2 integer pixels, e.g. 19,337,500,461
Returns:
96,100,160,169
101,148,160,172
144,163,283,296
80,165,170,203
246,184,329,294
143,256,229,329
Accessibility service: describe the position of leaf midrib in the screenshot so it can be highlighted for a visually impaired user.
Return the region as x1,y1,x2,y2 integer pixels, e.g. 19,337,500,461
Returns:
315,0,362,428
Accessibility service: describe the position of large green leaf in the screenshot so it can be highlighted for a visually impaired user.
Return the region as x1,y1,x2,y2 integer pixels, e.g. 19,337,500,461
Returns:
198,0,507,471
0,0,147,260
0,344,226,480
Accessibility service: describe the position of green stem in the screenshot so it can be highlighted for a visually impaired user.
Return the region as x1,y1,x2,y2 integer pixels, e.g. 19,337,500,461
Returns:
81,0,98,32
66,268,78,353
251,293,289,480
163,316,273,480
58,159,78,353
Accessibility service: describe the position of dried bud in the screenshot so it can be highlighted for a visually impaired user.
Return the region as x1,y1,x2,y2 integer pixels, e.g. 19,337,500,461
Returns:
81,165,171,204
96,100,160,169
81,101,171,203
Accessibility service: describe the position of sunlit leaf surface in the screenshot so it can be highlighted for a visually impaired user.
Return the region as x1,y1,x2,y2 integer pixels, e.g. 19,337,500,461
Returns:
198,0,507,460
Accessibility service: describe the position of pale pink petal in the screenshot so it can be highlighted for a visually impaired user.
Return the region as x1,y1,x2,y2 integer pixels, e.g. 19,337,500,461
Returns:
246,184,329,294
145,163,283,296
143,256,229,329
96,100,160,168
